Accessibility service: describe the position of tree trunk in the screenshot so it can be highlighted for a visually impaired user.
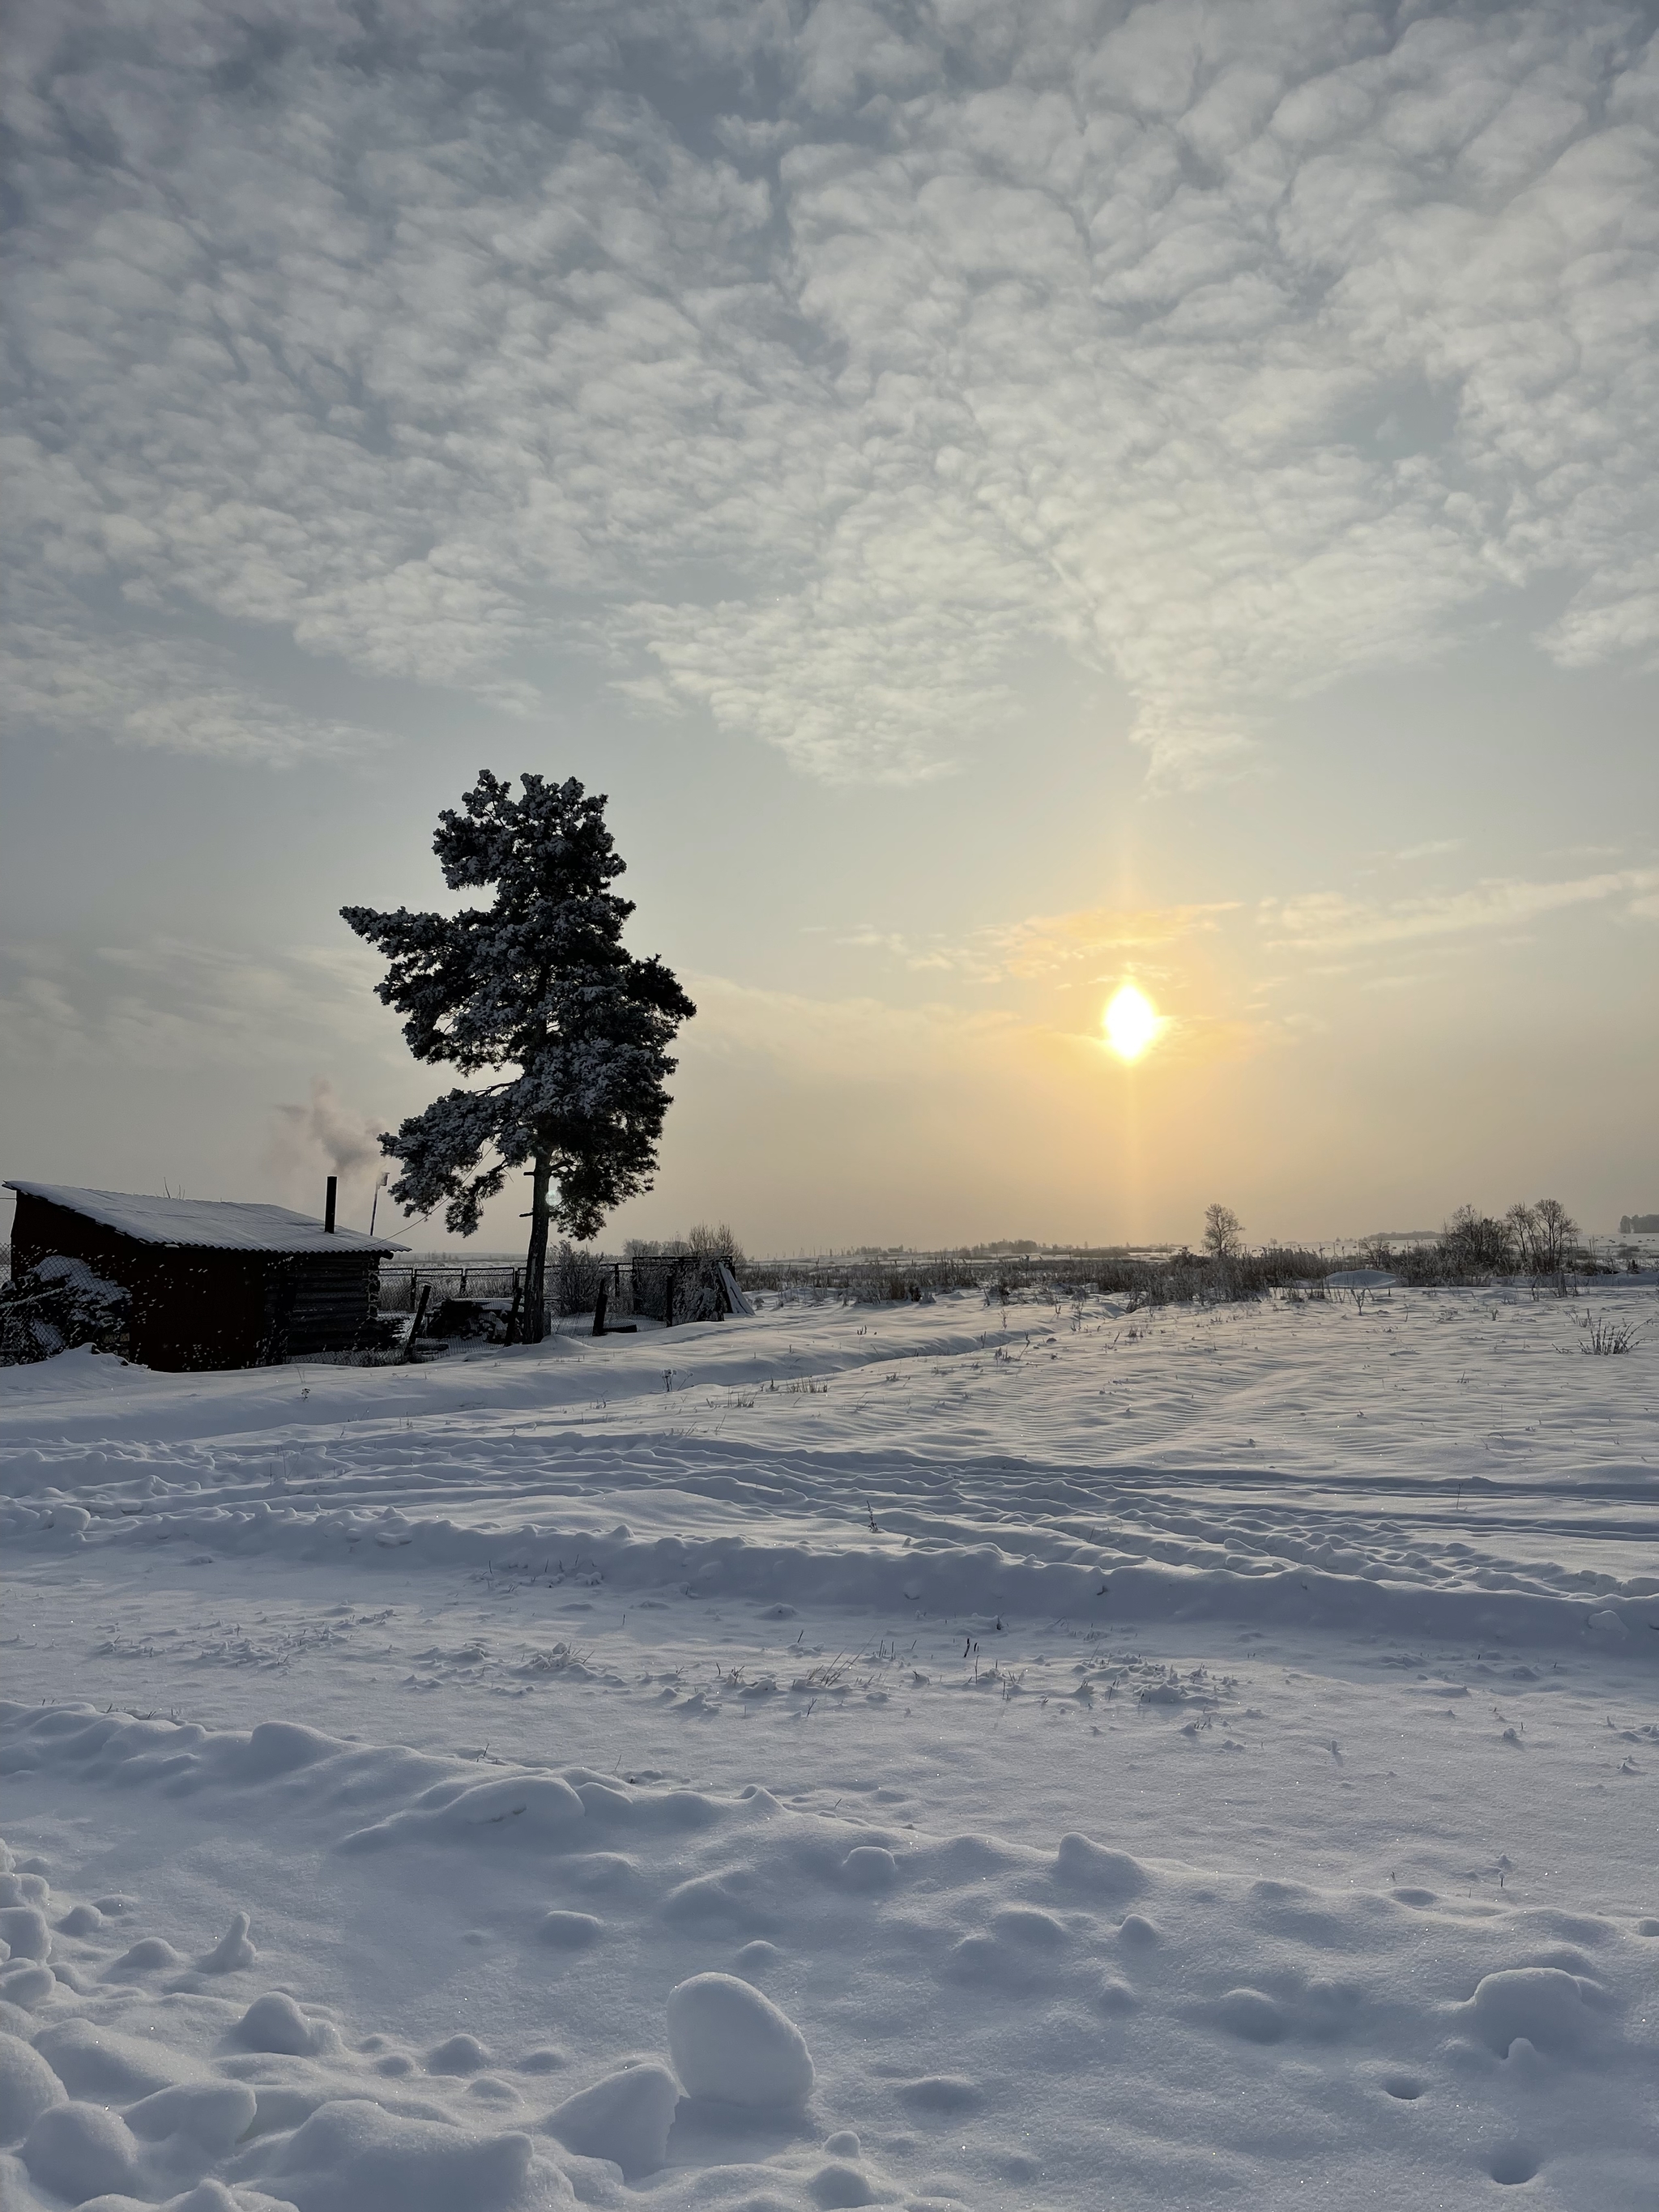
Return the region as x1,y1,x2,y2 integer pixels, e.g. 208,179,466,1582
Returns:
522,1153,552,1344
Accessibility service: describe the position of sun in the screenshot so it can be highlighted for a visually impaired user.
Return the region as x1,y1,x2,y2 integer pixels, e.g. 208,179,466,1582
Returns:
1104,982,1160,1062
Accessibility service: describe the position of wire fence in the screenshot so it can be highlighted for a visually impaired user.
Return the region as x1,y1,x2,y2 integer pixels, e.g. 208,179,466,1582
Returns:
377,1264,519,1315
377,1248,737,1327
377,1246,1356,1321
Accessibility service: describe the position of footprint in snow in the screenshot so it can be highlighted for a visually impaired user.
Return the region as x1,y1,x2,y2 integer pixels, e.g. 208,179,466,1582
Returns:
1211,1988,1288,2044
896,2075,983,2116
945,1909,1070,1993
564,1850,648,1897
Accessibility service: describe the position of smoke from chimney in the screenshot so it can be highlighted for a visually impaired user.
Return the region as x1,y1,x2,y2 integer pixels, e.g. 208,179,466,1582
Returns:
266,1080,388,1218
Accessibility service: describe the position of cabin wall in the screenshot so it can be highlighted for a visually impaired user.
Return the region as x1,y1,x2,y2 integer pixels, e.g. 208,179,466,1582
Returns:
139,1251,275,1371
275,1257,376,1357
11,1194,138,1285
10,1193,377,1370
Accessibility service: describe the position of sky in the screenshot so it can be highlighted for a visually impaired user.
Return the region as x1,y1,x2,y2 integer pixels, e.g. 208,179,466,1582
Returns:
2,0,1657,1259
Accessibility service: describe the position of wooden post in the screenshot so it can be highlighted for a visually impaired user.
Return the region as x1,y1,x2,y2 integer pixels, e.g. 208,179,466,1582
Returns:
664,1263,677,1332
592,1285,608,1338
400,1284,431,1362
504,1270,522,1345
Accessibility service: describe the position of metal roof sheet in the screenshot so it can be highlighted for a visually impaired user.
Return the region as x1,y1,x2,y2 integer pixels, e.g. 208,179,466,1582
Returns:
5,1182,406,1256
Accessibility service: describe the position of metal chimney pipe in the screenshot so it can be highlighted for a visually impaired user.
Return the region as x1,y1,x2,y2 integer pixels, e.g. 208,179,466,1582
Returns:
324,1175,338,1233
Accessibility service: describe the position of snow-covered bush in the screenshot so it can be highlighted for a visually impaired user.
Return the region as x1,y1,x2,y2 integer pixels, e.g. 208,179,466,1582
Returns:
0,1254,129,1363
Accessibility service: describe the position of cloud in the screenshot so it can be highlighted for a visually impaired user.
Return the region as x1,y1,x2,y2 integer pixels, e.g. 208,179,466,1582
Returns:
687,950,1279,1093
1262,866,1659,952
827,860,1658,1059
2,1,1656,780
684,972,1021,1083
0,936,397,1072
984,901,1240,981
841,900,1239,982
0,589,386,764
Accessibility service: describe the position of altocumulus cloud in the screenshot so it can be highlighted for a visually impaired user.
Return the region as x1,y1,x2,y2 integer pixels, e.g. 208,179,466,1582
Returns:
0,936,395,1072
1261,865,1659,952
3,0,1656,778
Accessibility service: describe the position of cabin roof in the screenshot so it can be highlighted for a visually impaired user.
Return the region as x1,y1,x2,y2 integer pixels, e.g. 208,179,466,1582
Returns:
5,1182,407,1256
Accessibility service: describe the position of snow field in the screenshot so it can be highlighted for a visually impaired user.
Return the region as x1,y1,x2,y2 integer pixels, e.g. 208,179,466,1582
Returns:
3,1288,1656,1639
0,1285,1655,2207
2,1702,1657,2210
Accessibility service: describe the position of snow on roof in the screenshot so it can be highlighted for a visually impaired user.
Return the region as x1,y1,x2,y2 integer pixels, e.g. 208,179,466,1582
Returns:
5,1182,407,1256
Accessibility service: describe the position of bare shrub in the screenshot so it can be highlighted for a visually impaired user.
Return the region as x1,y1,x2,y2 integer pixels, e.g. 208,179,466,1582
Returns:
1439,1204,1515,1275
1579,1314,1643,1355
1087,1247,1326,1307
1202,1204,1244,1261
552,1242,611,1317
1390,1246,1492,1287
746,1254,986,1299
688,1221,745,1266
1381,1199,1584,1288
1507,1198,1578,1276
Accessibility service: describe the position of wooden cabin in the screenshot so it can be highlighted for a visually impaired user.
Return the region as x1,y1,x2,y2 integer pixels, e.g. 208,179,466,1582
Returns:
4,1181,405,1372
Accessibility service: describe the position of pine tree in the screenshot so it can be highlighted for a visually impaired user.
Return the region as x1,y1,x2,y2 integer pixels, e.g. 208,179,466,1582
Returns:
342,772,695,1340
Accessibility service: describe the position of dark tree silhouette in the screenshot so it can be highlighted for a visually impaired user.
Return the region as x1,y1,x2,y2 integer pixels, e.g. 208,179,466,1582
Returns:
343,772,694,1340
1202,1203,1244,1261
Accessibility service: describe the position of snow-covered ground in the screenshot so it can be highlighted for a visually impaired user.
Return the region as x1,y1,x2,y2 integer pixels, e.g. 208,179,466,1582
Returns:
2,1283,1656,2210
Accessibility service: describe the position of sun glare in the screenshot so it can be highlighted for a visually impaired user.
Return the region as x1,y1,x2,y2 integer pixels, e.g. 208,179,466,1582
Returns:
1104,982,1160,1061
